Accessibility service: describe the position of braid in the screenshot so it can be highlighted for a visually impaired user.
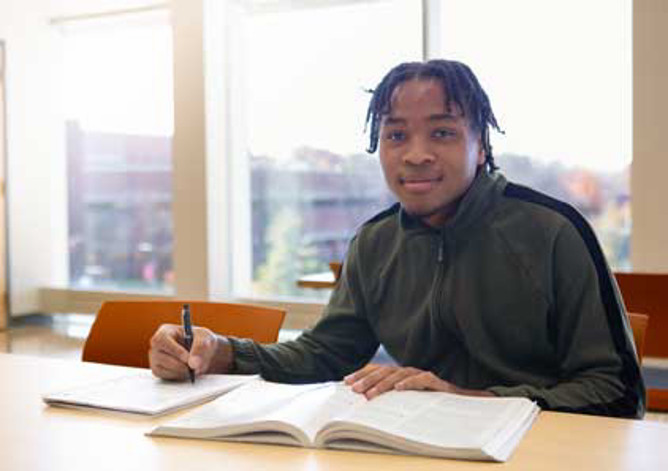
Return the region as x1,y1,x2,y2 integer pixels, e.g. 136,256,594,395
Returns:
365,60,503,172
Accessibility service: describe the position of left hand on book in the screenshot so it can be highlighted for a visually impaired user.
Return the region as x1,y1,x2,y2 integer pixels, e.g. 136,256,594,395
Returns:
344,364,494,400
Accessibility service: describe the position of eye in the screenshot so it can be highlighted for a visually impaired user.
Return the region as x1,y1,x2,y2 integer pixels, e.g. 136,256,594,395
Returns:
384,130,406,142
433,128,457,139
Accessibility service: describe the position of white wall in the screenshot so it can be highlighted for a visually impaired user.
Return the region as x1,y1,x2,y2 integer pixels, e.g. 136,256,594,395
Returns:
0,0,67,314
631,0,668,271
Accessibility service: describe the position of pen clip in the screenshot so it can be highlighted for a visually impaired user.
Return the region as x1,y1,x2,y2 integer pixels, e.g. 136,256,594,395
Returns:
182,303,193,340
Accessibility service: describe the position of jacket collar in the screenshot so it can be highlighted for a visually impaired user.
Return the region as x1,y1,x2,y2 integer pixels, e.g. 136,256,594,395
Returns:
398,171,507,238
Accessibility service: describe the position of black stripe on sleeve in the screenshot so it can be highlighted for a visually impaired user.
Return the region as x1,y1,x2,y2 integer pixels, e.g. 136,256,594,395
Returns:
504,183,644,418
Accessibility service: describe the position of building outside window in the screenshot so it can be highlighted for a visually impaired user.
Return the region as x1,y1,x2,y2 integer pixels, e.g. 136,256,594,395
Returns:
230,0,422,300
62,11,174,292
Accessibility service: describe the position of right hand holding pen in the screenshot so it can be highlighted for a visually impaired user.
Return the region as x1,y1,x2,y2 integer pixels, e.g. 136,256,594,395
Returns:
149,324,233,380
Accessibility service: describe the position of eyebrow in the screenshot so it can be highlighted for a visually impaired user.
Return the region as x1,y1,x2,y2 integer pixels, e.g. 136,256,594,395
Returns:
382,113,461,125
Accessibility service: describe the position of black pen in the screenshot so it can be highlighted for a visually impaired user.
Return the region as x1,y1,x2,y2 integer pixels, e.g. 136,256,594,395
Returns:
181,303,195,384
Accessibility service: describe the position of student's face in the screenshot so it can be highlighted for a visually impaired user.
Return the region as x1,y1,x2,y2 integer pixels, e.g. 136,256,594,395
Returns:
378,79,484,227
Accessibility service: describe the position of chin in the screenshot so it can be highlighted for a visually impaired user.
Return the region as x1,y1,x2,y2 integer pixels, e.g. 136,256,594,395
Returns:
403,205,438,220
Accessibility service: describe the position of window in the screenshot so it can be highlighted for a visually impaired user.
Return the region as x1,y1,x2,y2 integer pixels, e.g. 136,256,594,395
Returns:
62,12,175,292
437,0,632,269
229,0,422,300
52,0,632,308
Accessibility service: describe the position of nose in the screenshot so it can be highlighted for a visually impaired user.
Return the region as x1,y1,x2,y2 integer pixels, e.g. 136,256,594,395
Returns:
402,138,436,166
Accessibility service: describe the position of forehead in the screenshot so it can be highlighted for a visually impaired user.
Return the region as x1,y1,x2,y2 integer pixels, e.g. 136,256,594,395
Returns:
385,78,463,119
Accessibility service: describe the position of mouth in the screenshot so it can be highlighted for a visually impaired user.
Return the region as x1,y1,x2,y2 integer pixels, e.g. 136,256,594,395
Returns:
399,176,443,194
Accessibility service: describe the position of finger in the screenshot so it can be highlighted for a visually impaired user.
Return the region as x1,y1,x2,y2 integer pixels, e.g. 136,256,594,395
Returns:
395,372,453,393
349,366,398,394
149,349,188,380
156,349,189,374
365,368,421,400
152,362,185,381
150,324,190,364
344,364,381,385
188,328,214,373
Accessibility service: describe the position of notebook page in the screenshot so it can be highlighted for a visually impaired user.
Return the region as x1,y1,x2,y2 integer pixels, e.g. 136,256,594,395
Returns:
43,371,257,415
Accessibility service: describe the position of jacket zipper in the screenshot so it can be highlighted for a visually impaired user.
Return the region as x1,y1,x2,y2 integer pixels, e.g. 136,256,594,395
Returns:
423,233,448,370
432,233,447,321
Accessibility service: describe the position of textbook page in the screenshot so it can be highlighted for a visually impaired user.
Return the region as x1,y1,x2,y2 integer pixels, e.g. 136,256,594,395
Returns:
43,370,257,416
150,381,367,445
149,379,326,444
318,389,538,460
264,383,366,444
151,381,538,461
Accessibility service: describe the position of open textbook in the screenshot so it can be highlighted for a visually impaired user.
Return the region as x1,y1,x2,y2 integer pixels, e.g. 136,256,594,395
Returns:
150,379,540,462
43,369,257,416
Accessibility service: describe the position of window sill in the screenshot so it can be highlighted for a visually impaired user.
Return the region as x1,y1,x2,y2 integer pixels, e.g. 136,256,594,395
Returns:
37,287,326,331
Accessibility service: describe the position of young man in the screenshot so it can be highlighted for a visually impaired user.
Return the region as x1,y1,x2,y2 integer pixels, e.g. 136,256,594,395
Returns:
149,60,645,418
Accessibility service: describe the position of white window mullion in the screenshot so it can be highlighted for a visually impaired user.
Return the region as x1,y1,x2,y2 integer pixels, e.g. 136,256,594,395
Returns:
422,0,442,60
172,0,210,299
203,0,253,299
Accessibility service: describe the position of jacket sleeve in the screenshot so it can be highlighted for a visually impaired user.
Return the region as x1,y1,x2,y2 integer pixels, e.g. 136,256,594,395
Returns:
229,237,380,383
488,219,645,418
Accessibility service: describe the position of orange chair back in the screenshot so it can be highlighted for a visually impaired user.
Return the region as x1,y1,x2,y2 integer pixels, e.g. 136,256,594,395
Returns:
82,300,285,368
626,312,649,364
648,389,668,411
614,272,668,358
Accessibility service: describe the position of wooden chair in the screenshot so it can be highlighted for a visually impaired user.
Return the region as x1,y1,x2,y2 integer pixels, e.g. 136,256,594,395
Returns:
82,300,286,369
329,262,342,281
615,272,668,412
648,389,668,411
614,272,668,358
296,263,341,289
627,312,649,364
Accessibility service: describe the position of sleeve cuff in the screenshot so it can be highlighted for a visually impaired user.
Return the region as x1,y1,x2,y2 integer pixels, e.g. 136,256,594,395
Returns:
227,337,262,375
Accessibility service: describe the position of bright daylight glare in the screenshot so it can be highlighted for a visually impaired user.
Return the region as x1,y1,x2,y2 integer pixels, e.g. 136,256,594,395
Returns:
63,15,173,136
441,0,631,172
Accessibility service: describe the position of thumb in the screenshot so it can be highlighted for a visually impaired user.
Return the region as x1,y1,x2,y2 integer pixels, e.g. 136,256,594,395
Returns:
188,352,202,372
187,329,211,373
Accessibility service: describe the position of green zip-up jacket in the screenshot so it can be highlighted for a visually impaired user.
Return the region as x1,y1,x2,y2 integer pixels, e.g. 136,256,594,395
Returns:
231,171,645,418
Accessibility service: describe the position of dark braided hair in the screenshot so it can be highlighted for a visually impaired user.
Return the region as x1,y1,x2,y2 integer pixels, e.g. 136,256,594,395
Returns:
365,59,503,172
